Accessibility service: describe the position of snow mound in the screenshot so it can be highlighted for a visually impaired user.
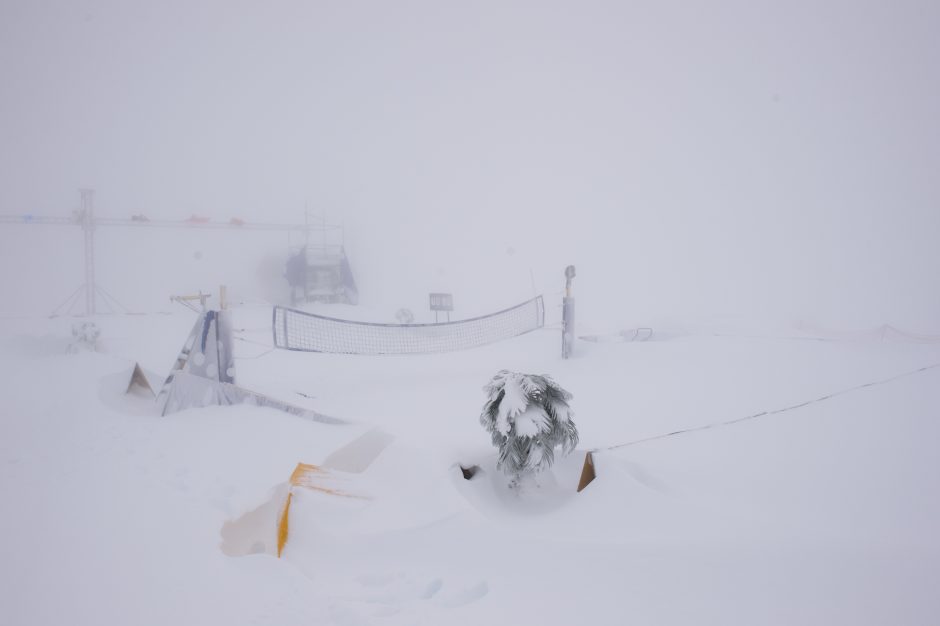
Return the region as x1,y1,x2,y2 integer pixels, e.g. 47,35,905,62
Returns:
450,450,586,517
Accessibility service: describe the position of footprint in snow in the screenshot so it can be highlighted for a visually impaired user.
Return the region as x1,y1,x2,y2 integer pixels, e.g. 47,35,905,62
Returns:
420,578,443,599
343,573,487,611
354,572,400,588
328,603,369,626
436,581,489,608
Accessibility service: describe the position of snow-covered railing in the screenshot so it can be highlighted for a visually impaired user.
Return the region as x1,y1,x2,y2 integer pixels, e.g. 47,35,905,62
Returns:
272,296,545,355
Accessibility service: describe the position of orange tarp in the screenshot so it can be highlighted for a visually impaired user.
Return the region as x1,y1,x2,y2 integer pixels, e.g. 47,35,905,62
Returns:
276,463,367,558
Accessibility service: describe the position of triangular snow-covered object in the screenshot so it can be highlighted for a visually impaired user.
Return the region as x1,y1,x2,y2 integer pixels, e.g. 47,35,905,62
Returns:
125,362,157,398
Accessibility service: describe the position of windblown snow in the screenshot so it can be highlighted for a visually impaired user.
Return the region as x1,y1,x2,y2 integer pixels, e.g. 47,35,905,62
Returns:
1,308,939,625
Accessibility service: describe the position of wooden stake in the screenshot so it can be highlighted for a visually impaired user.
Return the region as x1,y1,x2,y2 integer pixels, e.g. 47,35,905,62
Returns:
577,451,596,492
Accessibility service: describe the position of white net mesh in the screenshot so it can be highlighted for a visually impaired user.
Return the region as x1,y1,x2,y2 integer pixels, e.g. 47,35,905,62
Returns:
273,296,545,354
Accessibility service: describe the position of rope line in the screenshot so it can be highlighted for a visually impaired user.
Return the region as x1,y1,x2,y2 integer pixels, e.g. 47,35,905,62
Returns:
601,362,940,452
232,334,276,359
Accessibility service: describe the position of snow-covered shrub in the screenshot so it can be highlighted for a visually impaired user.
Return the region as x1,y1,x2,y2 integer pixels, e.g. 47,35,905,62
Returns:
480,371,579,485
68,321,100,353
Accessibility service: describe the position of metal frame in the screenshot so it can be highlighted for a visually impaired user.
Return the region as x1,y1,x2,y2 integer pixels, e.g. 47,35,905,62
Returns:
0,189,318,316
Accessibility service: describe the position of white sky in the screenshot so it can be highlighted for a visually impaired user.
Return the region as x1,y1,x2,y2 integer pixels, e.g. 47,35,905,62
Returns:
1,0,938,328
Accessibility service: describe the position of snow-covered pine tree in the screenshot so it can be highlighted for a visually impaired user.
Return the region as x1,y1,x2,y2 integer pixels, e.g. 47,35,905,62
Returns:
480,370,579,486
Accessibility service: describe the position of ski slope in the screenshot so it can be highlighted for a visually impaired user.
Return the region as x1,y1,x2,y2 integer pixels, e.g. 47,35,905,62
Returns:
1,309,939,625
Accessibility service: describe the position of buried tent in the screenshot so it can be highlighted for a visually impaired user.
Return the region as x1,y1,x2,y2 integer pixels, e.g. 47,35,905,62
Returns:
154,309,341,423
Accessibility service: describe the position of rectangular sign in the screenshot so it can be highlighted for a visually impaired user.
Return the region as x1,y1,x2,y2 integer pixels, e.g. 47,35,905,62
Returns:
429,293,454,312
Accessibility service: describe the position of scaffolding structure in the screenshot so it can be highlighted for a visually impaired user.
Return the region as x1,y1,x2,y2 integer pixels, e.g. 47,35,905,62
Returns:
0,189,328,316
285,214,358,306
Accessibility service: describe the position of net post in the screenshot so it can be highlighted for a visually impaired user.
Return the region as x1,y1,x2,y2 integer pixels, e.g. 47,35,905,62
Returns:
272,306,280,348
562,265,576,359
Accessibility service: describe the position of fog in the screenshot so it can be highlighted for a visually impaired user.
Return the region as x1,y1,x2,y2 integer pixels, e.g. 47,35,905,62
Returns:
2,0,938,331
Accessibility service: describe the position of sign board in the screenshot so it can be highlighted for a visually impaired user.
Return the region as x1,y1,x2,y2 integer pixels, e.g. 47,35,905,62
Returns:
429,293,454,312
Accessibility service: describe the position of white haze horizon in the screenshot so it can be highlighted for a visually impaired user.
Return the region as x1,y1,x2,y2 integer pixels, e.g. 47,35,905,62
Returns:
1,0,938,331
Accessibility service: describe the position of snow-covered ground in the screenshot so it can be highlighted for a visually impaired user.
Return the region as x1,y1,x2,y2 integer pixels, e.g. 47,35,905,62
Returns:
2,307,939,625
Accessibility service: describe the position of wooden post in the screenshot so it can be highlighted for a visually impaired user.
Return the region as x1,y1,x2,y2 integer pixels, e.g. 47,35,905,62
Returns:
577,451,596,492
